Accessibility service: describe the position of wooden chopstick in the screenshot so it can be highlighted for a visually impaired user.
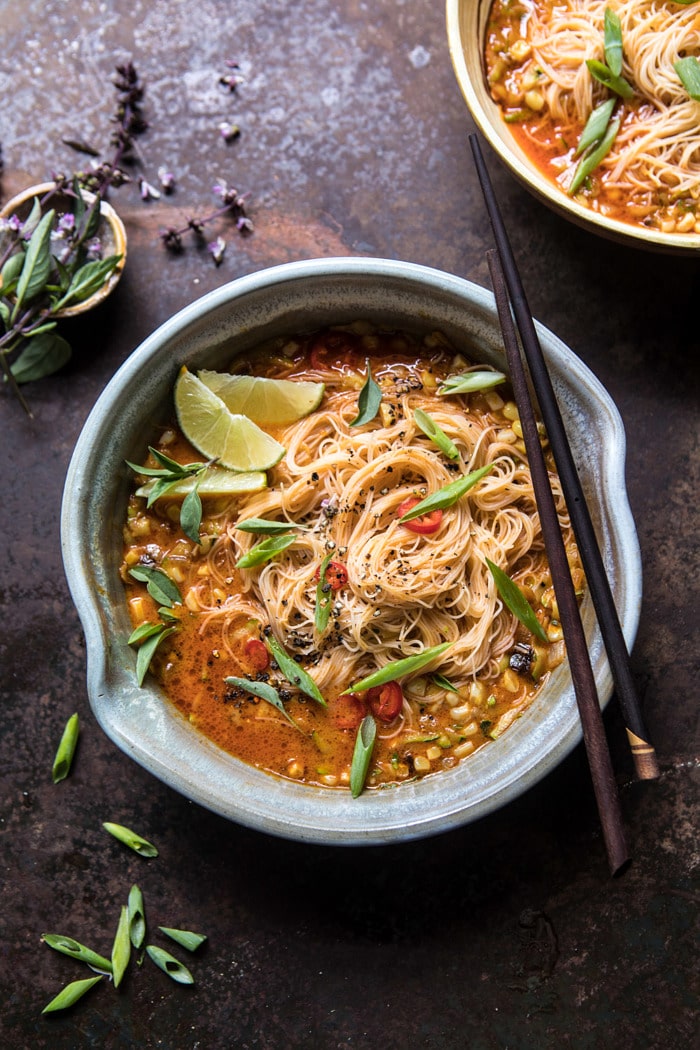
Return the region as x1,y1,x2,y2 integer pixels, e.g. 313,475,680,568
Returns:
486,248,629,876
470,133,659,783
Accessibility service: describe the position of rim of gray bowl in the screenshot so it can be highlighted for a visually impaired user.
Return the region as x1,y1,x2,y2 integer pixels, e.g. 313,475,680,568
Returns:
61,257,642,845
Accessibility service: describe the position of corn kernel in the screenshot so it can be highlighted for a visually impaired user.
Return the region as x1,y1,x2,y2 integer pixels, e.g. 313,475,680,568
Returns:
414,756,431,773
510,39,532,62
524,89,544,111
426,746,442,761
454,740,475,758
502,668,521,693
502,401,519,421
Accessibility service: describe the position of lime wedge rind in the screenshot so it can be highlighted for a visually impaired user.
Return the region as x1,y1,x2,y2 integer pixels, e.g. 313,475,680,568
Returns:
136,467,267,501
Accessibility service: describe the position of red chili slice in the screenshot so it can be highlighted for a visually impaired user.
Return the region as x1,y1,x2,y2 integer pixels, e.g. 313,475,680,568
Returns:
314,559,348,591
244,637,270,672
366,681,404,723
396,497,443,535
332,694,367,730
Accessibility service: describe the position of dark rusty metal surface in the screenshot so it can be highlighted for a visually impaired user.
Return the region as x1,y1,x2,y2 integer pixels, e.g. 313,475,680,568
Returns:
1,2,698,1047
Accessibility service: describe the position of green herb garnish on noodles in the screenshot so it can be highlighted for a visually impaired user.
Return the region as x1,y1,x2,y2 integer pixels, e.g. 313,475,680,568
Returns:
350,714,377,798
265,634,327,707
343,642,453,694
413,408,460,460
398,465,493,522
485,558,549,643
349,359,382,426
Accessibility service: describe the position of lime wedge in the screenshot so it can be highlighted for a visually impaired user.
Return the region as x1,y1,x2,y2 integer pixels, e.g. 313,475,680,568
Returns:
136,466,267,501
174,369,286,472
197,370,325,425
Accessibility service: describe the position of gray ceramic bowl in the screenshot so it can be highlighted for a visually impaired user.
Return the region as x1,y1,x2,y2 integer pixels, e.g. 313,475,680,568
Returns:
61,258,641,844
446,0,700,256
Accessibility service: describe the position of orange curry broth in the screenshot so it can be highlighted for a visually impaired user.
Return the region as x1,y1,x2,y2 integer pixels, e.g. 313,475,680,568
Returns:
121,326,570,792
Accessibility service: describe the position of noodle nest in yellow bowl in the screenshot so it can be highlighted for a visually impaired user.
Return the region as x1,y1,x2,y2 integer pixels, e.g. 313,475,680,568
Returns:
447,0,700,255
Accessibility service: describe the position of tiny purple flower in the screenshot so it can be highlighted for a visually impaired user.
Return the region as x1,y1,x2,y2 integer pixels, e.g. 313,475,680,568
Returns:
139,178,161,201
218,122,240,143
236,216,254,233
158,166,175,194
57,212,76,234
208,236,226,265
85,237,103,261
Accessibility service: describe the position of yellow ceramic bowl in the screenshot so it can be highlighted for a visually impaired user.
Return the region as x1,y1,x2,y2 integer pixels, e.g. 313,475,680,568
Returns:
446,0,700,256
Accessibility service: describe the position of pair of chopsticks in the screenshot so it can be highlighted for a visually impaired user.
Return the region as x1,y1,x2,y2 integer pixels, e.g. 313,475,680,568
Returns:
470,134,659,876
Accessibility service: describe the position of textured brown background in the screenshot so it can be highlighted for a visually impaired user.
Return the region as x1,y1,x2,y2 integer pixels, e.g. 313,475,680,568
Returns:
1,2,698,1047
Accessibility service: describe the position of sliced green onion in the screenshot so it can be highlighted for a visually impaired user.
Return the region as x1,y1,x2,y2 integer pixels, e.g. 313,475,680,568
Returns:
603,8,623,77
42,975,104,1014
485,558,549,643
569,116,621,195
102,822,159,858
586,59,633,99
350,714,377,798
398,464,493,522
111,906,131,989
343,642,452,694
235,517,301,534
235,532,296,568
413,408,460,460
265,634,327,707
225,676,300,729
437,371,506,396
575,98,615,157
146,945,194,985
127,884,146,950
675,56,700,102
314,553,334,633
41,934,112,973
349,360,382,426
52,712,80,784
158,927,207,952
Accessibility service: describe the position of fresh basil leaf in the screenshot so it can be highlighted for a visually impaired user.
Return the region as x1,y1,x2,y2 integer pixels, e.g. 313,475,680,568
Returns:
127,884,146,950
225,675,300,729
146,945,194,985
485,558,549,643
569,116,621,195
54,255,121,310
350,714,377,798
127,621,166,645
437,370,506,395
10,331,72,383
52,712,80,784
431,672,459,693
134,626,177,686
343,642,453,694
14,208,55,312
603,8,623,77
586,59,633,99
675,56,700,102
398,464,493,522
266,634,327,707
575,97,616,157
102,822,159,858
180,476,203,543
41,933,112,973
314,553,334,633
0,249,24,291
42,975,104,1014
148,447,204,474
413,408,460,460
349,359,382,426
158,927,207,952
235,517,301,534
128,565,182,607
235,533,297,568
111,906,131,989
